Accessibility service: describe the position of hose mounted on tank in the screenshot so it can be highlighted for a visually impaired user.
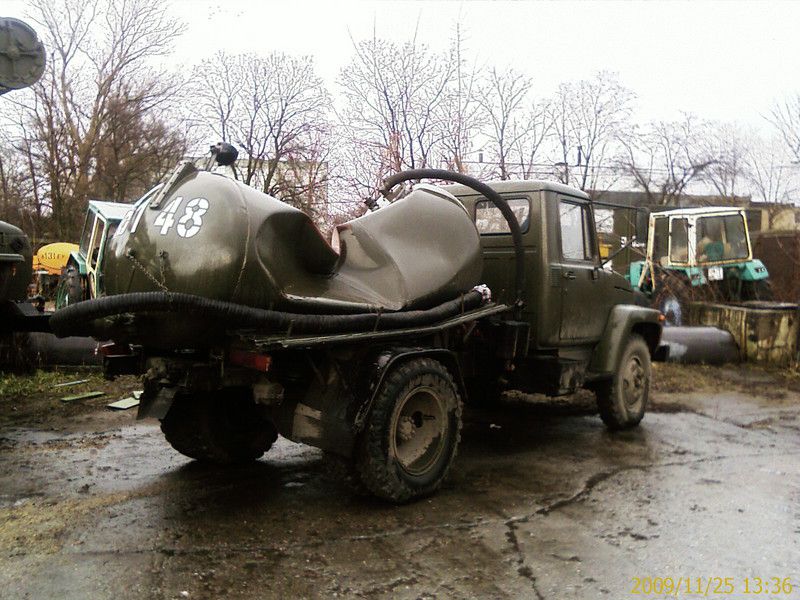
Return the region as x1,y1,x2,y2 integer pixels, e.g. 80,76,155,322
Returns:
380,169,526,314
49,168,514,340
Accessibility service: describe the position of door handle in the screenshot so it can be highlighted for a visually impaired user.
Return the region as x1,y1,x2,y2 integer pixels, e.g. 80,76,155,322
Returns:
563,270,576,280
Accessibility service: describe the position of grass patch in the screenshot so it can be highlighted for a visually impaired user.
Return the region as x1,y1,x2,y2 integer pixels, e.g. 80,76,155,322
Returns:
0,369,103,400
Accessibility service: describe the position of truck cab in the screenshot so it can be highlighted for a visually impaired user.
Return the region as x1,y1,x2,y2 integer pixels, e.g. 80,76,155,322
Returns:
446,180,661,397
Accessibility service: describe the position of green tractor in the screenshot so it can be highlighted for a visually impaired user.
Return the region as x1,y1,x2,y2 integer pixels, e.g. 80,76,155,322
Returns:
55,200,129,308
627,206,770,326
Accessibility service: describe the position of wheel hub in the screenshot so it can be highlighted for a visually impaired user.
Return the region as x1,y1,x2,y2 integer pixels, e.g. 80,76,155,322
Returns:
397,415,416,442
622,356,645,408
391,387,447,476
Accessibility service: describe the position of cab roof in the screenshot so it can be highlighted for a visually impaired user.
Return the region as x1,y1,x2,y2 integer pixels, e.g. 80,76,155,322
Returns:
88,200,131,222
651,206,745,217
441,179,590,200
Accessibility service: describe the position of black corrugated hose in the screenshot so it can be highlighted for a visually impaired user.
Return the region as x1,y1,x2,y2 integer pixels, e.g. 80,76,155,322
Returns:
49,290,485,338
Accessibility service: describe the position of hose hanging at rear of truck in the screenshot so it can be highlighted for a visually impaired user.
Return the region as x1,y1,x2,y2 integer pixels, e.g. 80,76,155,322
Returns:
49,289,485,339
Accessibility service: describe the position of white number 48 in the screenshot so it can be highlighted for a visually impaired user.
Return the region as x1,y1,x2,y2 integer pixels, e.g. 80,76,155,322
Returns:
153,197,209,238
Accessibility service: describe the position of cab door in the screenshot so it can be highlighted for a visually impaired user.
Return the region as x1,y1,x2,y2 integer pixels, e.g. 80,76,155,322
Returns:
85,215,107,299
556,197,610,343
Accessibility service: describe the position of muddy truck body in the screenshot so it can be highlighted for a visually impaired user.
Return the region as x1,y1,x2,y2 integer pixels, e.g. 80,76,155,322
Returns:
50,162,661,502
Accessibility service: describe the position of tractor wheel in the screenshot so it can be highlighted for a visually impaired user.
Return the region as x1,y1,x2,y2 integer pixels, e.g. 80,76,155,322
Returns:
653,272,692,326
356,358,462,503
55,264,84,309
161,387,278,464
595,334,651,431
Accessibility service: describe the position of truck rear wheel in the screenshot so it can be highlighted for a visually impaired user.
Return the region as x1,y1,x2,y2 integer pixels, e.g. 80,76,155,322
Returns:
595,334,651,430
356,358,462,503
161,387,278,464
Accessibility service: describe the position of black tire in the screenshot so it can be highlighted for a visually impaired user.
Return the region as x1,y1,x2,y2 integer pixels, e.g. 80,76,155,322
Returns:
161,387,278,464
56,264,84,308
356,357,462,503
653,273,691,327
595,334,651,430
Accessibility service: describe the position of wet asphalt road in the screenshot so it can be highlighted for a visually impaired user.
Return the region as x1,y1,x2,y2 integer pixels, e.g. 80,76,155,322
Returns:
1,365,799,599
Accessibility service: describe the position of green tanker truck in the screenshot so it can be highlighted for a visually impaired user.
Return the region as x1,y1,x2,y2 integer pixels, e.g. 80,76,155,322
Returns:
51,153,662,503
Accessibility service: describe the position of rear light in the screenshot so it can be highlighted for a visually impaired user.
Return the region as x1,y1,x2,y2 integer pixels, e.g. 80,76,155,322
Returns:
99,342,132,356
229,349,272,372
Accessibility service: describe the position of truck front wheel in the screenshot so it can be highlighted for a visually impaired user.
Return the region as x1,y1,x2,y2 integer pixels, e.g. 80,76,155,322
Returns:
356,358,462,503
595,334,651,430
161,387,278,464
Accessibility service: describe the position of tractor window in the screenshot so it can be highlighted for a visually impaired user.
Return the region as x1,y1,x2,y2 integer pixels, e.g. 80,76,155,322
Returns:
669,219,689,263
89,221,105,269
559,200,594,261
652,217,669,264
78,213,93,254
475,198,530,234
697,214,748,262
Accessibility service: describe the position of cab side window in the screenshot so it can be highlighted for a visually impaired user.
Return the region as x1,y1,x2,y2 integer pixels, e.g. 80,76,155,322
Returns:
475,198,530,234
559,200,595,261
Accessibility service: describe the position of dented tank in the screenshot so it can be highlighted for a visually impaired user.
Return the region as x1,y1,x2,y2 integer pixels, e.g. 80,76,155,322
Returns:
104,166,482,323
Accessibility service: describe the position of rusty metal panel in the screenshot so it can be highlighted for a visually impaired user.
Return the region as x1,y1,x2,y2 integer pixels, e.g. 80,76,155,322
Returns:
689,301,799,365
751,231,800,302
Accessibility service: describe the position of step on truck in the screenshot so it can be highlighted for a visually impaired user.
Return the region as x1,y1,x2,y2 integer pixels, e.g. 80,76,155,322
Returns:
50,156,662,503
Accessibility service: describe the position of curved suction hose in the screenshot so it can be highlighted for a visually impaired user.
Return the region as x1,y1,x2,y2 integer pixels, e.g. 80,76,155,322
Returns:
381,169,525,312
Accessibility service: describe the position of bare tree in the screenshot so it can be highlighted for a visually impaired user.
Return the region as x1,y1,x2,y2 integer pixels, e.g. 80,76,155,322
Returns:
698,121,751,200
768,94,800,163
477,67,531,180
747,135,798,210
549,71,634,191
338,33,455,196
476,66,552,180
194,51,332,207
1,0,187,242
437,24,483,174
620,114,716,206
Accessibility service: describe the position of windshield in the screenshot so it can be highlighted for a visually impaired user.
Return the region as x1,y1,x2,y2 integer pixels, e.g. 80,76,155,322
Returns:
696,214,749,262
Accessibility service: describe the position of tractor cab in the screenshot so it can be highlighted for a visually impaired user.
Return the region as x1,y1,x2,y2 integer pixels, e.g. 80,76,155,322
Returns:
628,207,770,325
56,200,129,308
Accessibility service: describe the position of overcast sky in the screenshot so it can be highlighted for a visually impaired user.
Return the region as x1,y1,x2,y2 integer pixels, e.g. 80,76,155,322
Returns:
6,0,800,131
